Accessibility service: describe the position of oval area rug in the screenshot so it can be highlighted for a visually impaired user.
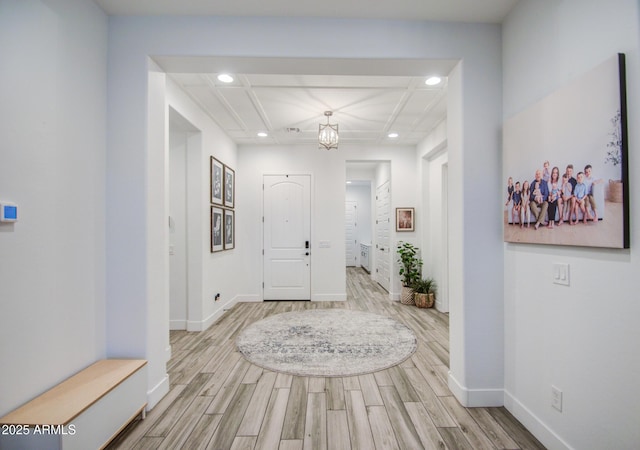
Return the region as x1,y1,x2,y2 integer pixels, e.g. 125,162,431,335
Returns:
236,309,417,377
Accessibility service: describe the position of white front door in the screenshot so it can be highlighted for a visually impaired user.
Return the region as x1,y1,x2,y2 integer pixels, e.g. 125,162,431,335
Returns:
263,175,311,300
375,180,391,292
345,200,357,267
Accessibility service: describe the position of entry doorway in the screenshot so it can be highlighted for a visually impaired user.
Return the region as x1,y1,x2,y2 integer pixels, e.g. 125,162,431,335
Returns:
345,161,389,294
263,174,311,300
168,109,201,330
421,146,449,313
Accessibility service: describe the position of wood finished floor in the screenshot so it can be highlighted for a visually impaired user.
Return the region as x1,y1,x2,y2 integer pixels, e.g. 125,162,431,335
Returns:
108,268,545,450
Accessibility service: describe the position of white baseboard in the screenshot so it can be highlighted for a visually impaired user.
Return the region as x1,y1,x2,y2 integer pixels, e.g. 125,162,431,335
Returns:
146,373,169,411
169,320,186,330
235,294,262,303
448,371,504,407
184,296,238,331
504,389,572,450
311,293,347,301
186,319,203,332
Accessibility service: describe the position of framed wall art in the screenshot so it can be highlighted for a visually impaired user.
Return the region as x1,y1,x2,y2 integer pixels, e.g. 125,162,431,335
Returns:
210,206,223,252
210,157,224,205
224,165,235,208
224,209,234,250
503,53,629,249
396,207,415,232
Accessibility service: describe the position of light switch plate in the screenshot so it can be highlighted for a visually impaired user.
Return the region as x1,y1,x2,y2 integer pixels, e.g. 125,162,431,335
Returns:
553,263,570,286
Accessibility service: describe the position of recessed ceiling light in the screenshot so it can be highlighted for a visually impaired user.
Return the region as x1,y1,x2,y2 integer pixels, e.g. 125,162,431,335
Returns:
217,73,234,83
257,132,268,137
346,181,352,184
388,132,399,138
425,76,442,86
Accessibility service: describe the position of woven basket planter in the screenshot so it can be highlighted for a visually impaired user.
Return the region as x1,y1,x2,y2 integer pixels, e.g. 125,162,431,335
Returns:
608,179,623,203
400,286,415,305
415,293,435,308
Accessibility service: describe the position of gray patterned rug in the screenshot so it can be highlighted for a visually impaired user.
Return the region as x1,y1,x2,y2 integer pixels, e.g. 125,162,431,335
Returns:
236,309,417,377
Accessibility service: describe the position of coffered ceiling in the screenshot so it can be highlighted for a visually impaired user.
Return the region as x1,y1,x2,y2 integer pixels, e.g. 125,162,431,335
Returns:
168,71,448,146
98,0,519,147
156,56,460,146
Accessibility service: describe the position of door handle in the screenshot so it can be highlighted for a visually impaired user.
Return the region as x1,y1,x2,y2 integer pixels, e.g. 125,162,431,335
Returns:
305,240,310,249
305,252,310,256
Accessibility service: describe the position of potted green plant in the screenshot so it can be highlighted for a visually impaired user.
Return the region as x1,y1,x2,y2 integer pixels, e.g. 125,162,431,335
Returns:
605,110,624,203
396,241,423,305
413,277,437,308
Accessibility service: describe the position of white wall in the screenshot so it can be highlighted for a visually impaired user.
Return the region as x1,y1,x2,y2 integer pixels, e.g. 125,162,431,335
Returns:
237,145,346,301
0,0,107,415
502,1,640,449
237,145,424,302
106,15,504,409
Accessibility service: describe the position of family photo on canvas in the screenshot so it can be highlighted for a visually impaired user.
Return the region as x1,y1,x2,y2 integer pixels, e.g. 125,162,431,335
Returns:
506,162,604,230
503,55,628,249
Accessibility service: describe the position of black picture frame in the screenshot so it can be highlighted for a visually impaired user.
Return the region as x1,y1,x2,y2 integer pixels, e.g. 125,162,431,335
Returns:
210,206,223,252
224,209,234,250
224,165,235,208
210,157,224,205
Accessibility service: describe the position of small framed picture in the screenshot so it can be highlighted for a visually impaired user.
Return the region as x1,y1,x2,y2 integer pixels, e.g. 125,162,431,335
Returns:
210,206,223,252
396,207,415,232
224,209,235,250
224,165,235,208
210,157,224,205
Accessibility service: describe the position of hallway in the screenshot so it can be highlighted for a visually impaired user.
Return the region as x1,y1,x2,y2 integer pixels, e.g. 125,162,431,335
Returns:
108,268,544,449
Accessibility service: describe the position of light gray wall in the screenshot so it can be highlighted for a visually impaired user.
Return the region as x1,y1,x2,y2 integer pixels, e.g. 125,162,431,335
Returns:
0,0,108,415
502,1,640,449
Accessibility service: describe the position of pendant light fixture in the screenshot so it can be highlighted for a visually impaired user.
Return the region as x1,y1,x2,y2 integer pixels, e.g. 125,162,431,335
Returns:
318,111,339,150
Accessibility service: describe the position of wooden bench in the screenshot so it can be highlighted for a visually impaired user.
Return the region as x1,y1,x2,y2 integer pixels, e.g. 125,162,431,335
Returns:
0,359,147,450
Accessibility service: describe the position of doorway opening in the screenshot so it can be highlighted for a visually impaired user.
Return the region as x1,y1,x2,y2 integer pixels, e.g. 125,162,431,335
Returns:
345,161,390,295
421,145,449,313
168,108,202,329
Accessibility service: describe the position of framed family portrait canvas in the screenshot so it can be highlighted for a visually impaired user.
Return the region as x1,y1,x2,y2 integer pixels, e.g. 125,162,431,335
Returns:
503,54,629,249
224,165,235,208
210,206,223,252
396,208,415,232
224,209,234,250
210,157,224,205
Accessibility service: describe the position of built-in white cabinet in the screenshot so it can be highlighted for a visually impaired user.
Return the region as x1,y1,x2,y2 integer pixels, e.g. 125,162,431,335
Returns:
361,243,371,273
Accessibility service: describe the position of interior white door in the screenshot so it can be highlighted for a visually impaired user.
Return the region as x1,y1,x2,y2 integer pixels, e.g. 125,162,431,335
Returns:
345,200,357,266
263,175,311,300
375,181,391,292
